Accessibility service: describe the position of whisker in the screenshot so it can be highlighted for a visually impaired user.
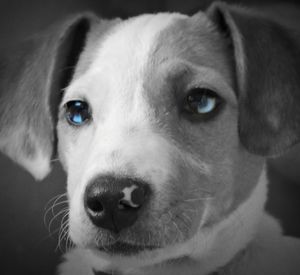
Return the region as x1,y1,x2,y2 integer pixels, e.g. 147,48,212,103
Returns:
50,196,68,218
175,146,212,176
183,196,214,203
48,207,69,233
185,187,213,195
59,227,69,250
44,200,69,227
182,212,192,224
172,219,183,241
44,193,68,232
65,233,74,252
44,193,67,211
56,212,70,252
42,192,73,254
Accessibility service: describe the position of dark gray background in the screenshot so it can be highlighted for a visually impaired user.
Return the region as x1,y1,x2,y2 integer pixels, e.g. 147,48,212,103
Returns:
0,1,300,274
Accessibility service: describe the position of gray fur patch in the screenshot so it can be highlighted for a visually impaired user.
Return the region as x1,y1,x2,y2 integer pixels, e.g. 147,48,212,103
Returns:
138,12,262,227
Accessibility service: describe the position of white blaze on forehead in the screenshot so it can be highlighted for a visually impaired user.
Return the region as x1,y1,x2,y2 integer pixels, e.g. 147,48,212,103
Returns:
90,13,187,78
64,12,197,213
66,13,189,187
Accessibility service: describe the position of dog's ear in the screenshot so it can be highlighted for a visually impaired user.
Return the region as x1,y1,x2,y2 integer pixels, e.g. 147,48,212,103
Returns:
207,2,300,156
0,13,99,180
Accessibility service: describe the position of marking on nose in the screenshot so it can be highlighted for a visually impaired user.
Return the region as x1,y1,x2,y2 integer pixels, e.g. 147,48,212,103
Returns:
120,185,139,208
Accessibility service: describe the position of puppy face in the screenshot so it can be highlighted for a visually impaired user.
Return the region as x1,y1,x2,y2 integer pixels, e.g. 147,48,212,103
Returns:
2,2,300,273
57,12,264,267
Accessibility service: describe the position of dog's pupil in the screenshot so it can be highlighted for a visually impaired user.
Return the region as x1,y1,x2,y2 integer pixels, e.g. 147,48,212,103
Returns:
65,100,90,126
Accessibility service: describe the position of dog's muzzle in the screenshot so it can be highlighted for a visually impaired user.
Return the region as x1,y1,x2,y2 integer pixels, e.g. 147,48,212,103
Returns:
84,175,150,233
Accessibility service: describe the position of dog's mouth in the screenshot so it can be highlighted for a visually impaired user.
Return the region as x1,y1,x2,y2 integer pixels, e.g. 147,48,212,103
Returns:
96,241,158,255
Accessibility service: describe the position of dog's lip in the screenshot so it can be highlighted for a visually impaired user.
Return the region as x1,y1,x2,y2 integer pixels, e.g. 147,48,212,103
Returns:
96,241,159,255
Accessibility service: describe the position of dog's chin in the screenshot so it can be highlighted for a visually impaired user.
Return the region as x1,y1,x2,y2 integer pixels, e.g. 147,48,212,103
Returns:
84,242,164,269
96,241,159,256
84,240,194,273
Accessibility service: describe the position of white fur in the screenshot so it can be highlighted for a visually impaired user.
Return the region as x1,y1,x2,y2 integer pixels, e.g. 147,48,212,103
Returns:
63,13,189,191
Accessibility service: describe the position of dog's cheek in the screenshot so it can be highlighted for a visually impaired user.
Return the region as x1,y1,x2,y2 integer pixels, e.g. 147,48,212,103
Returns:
57,120,93,191
56,124,93,247
57,122,104,245
68,184,98,246
56,124,87,245
140,151,213,245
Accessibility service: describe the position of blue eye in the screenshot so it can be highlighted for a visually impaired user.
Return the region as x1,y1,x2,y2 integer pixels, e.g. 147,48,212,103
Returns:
185,88,220,116
65,100,91,126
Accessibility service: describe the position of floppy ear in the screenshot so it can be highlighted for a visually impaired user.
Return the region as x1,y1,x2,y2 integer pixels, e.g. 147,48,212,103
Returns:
207,2,300,156
0,13,99,180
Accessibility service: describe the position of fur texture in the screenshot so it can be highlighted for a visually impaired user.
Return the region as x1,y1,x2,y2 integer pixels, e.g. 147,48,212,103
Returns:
0,2,300,275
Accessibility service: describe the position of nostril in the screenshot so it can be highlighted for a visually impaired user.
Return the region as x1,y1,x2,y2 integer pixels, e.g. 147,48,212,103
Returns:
86,196,104,213
131,185,147,206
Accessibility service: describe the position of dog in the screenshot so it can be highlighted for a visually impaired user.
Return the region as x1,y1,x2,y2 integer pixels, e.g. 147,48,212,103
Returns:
0,1,300,274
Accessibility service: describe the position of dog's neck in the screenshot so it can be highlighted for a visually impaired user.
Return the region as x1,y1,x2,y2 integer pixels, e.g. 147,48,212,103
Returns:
185,167,268,275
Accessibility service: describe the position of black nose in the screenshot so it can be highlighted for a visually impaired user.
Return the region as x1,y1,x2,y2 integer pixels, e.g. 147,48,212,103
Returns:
84,175,150,233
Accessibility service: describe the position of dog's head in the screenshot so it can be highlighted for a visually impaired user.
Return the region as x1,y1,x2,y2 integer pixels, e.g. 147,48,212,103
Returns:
1,2,300,273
